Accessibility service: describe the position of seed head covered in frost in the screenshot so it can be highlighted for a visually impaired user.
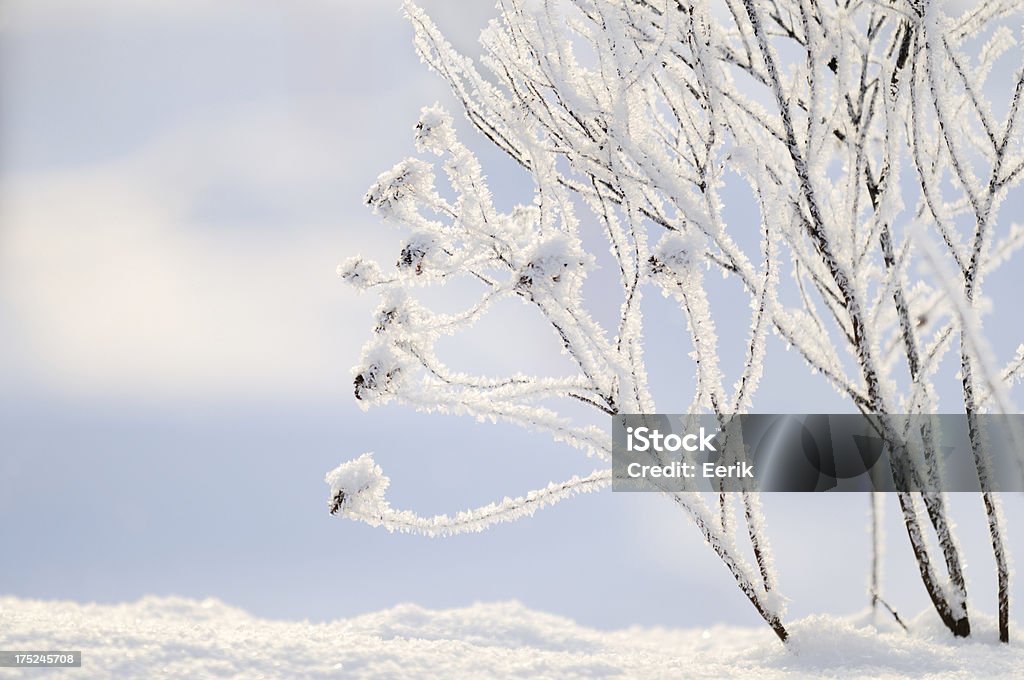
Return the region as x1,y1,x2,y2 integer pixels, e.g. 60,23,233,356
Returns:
326,453,389,517
396,232,439,276
414,104,456,155
373,289,418,335
514,233,591,296
649,231,706,283
337,256,383,290
364,158,436,219
352,341,411,407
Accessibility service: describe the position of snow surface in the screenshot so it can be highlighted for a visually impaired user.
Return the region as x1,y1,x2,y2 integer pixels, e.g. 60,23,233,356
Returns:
1,597,1020,679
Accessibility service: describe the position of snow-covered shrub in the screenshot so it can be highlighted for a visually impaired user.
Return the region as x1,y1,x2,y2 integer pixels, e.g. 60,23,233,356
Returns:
332,0,1024,644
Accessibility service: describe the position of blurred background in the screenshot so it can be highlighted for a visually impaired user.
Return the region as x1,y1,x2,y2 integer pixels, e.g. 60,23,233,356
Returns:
1,0,1022,631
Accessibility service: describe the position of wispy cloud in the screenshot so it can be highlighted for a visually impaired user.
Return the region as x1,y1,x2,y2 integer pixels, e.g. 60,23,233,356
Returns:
0,134,376,398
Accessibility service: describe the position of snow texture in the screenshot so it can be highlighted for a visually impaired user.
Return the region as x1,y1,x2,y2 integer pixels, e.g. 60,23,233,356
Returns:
1,596,1020,679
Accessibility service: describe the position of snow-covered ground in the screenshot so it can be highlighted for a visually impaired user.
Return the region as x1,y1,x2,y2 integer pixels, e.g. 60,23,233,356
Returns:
1,597,1019,679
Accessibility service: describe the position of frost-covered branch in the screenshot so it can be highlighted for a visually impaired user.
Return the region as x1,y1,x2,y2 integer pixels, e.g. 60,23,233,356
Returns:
327,454,609,537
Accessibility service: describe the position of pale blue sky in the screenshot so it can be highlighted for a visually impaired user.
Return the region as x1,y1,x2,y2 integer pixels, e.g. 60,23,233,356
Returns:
1,0,1022,632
